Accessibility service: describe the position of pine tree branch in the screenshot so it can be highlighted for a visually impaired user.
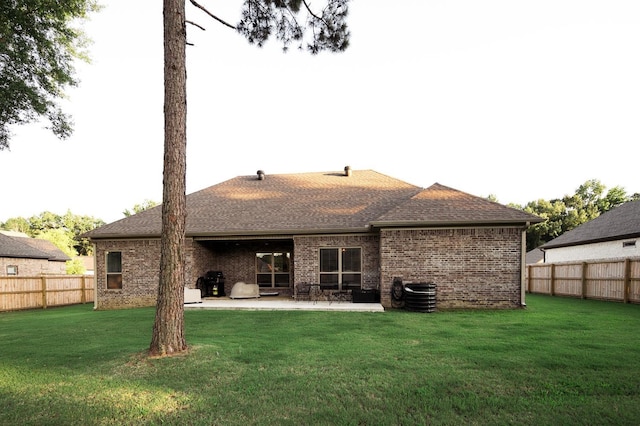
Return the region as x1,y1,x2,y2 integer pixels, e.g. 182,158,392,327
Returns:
186,20,205,31
301,0,324,22
189,0,236,29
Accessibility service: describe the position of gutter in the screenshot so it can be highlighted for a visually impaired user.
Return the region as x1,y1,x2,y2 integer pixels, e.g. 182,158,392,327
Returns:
84,226,375,241
369,219,539,229
540,232,640,250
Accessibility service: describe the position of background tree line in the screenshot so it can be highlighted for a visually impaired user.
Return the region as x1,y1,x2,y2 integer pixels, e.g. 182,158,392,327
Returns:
506,179,639,251
2,180,637,267
0,201,158,273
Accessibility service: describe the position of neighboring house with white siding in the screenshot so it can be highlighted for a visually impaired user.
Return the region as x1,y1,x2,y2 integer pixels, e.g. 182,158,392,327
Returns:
540,200,640,263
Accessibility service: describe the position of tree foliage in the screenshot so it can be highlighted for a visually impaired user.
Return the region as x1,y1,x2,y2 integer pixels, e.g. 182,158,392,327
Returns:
520,179,634,251
236,0,349,53
0,0,99,149
0,211,105,256
36,228,77,258
65,257,86,274
123,199,159,217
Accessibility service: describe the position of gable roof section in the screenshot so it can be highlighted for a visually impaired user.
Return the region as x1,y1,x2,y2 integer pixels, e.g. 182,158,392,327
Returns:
85,170,423,238
85,170,542,239
371,183,543,227
541,200,640,249
0,233,70,261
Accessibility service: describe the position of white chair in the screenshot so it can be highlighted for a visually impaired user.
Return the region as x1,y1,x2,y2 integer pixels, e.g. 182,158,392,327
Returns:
184,287,202,303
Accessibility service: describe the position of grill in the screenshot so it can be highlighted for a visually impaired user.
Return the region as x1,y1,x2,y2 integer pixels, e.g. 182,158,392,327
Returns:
197,271,225,297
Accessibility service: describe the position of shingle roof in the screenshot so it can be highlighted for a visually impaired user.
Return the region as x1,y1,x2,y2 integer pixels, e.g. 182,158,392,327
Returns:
541,200,640,249
18,238,71,262
372,183,543,226
526,248,544,264
85,170,542,239
0,233,70,261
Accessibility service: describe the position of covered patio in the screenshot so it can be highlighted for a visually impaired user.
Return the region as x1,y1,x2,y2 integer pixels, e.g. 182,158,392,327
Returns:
184,296,384,312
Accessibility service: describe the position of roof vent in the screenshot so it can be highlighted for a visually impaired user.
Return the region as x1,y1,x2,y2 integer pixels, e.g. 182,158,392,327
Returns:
344,166,352,177
257,170,265,180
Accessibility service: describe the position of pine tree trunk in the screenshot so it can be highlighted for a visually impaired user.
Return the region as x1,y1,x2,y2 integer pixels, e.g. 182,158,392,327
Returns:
149,0,188,357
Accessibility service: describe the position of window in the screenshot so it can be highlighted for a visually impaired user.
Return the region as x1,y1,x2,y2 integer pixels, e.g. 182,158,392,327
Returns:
106,251,122,289
319,247,362,290
256,252,291,288
623,240,636,248
6,265,18,276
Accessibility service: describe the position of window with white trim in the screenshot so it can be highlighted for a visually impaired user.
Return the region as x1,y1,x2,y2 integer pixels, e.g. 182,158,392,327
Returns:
106,251,122,289
7,265,18,276
319,247,362,290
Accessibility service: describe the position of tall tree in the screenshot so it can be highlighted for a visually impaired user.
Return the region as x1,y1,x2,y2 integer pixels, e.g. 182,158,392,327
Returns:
150,0,350,357
150,0,189,357
0,0,99,149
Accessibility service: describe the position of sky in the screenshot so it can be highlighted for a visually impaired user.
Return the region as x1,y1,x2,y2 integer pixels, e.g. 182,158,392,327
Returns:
1,1,639,224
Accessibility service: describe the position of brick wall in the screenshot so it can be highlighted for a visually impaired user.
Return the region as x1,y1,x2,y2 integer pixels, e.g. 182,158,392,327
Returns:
293,234,380,290
191,241,215,287
0,257,63,276
0,257,67,277
97,236,378,305
94,239,161,309
94,238,199,310
94,227,524,310
380,227,524,309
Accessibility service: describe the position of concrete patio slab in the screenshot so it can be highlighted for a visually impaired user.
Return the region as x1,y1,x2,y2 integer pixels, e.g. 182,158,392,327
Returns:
184,297,384,312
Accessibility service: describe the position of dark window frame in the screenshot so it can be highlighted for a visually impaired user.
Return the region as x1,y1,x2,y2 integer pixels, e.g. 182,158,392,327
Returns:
106,251,123,290
256,252,291,288
319,247,362,290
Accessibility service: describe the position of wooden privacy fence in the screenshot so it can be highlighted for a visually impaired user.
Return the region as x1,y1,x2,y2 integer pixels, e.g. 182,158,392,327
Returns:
0,275,94,312
527,258,640,303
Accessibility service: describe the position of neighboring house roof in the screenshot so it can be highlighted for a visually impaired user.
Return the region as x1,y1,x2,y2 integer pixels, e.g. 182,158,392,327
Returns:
526,248,544,264
84,169,543,239
0,230,29,238
541,200,640,250
0,233,50,259
0,233,70,261
18,238,71,262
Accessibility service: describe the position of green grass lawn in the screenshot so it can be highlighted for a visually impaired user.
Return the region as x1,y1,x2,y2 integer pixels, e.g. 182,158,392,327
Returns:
1,294,639,425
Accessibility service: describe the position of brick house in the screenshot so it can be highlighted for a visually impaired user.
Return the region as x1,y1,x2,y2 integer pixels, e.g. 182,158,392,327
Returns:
84,169,542,310
0,232,71,276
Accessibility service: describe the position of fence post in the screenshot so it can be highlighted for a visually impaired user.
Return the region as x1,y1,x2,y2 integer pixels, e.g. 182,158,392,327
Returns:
581,262,587,299
550,264,555,296
624,258,631,303
527,265,532,293
41,276,47,310
81,275,87,304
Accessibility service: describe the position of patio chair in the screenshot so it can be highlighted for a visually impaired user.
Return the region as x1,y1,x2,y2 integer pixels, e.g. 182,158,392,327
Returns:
295,282,311,301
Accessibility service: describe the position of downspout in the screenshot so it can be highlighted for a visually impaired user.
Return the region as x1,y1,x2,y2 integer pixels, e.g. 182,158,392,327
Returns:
520,225,528,307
